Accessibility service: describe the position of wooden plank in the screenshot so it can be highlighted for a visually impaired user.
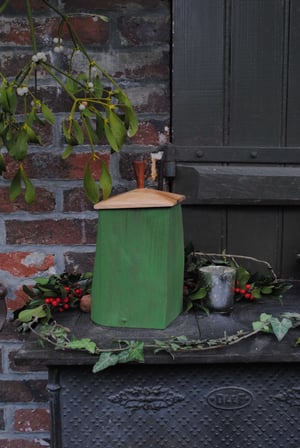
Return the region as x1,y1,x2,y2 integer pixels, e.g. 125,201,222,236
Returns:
182,206,226,253
287,0,300,145
230,0,283,145
175,164,300,205
226,207,281,274
172,0,224,145
281,208,300,279
173,145,300,164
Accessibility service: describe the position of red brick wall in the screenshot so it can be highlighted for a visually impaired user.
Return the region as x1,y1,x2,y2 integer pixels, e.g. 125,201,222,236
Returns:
0,0,170,445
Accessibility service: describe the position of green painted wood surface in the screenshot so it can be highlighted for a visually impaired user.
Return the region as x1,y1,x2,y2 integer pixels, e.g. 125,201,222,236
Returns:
91,204,184,329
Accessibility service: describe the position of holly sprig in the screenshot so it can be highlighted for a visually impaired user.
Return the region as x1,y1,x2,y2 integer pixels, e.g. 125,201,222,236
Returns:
183,248,293,312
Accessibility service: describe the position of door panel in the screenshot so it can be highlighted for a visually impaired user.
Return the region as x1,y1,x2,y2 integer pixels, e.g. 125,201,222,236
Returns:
172,0,300,278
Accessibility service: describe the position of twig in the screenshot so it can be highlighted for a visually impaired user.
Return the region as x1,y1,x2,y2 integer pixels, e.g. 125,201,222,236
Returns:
194,252,278,281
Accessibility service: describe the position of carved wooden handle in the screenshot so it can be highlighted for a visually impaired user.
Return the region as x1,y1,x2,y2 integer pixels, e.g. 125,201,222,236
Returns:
133,160,145,189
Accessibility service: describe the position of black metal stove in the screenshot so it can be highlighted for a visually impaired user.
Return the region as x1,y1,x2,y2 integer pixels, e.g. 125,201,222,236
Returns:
16,283,300,448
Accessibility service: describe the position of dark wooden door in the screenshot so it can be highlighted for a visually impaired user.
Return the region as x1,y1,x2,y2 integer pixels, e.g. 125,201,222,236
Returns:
172,0,300,279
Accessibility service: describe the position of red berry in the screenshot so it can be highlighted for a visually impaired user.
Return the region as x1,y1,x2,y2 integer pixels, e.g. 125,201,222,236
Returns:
244,293,251,299
245,284,251,290
44,298,51,304
235,288,240,293
63,303,70,310
64,286,70,291
240,289,245,295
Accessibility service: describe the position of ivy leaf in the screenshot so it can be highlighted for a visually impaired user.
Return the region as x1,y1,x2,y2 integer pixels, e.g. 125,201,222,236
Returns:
99,160,112,200
270,317,293,342
66,338,97,354
93,352,119,373
41,102,55,125
18,305,47,323
84,161,100,203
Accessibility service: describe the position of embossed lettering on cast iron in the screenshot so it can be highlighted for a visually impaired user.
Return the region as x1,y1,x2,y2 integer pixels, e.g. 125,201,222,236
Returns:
109,386,185,411
207,387,253,410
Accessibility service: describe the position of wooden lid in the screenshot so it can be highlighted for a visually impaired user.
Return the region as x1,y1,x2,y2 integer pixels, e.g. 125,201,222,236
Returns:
94,188,185,210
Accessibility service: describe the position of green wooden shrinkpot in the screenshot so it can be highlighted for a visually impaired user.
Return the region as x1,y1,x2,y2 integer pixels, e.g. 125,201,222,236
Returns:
91,188,185,329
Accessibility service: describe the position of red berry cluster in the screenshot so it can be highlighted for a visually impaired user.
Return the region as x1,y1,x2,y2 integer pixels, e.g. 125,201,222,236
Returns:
234,282,254,301
44,286,83,312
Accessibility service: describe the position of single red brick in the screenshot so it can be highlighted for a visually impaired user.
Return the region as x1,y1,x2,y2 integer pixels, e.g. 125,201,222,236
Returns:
0,252,55,277
0,187,56,213
0,380,48,402
14,408,50,432
60,17,109,44
5,219,94,245
63,187,94,212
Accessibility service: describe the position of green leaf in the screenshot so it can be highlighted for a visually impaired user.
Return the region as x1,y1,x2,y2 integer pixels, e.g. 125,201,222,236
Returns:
65,77,79,95
6,84,17,114
270,317,293,342
24,124,41,144
18,305,47,323
95,111,104,139
104,119,119,151
66,338,97,354
93,75,103,98
108,109,126,149
41,102,55,125
9,168,22,201
0,81,9,111
0,153,6,174
72,119,84,145
235,266,251,287
82,116,99,143
99,160,112,200
190,287,207,300
261,286,273,294
84,161,100,203
93,352,119,373
10,129,28,161
113,90,138,137
21,169,35,204
62,144,74,159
